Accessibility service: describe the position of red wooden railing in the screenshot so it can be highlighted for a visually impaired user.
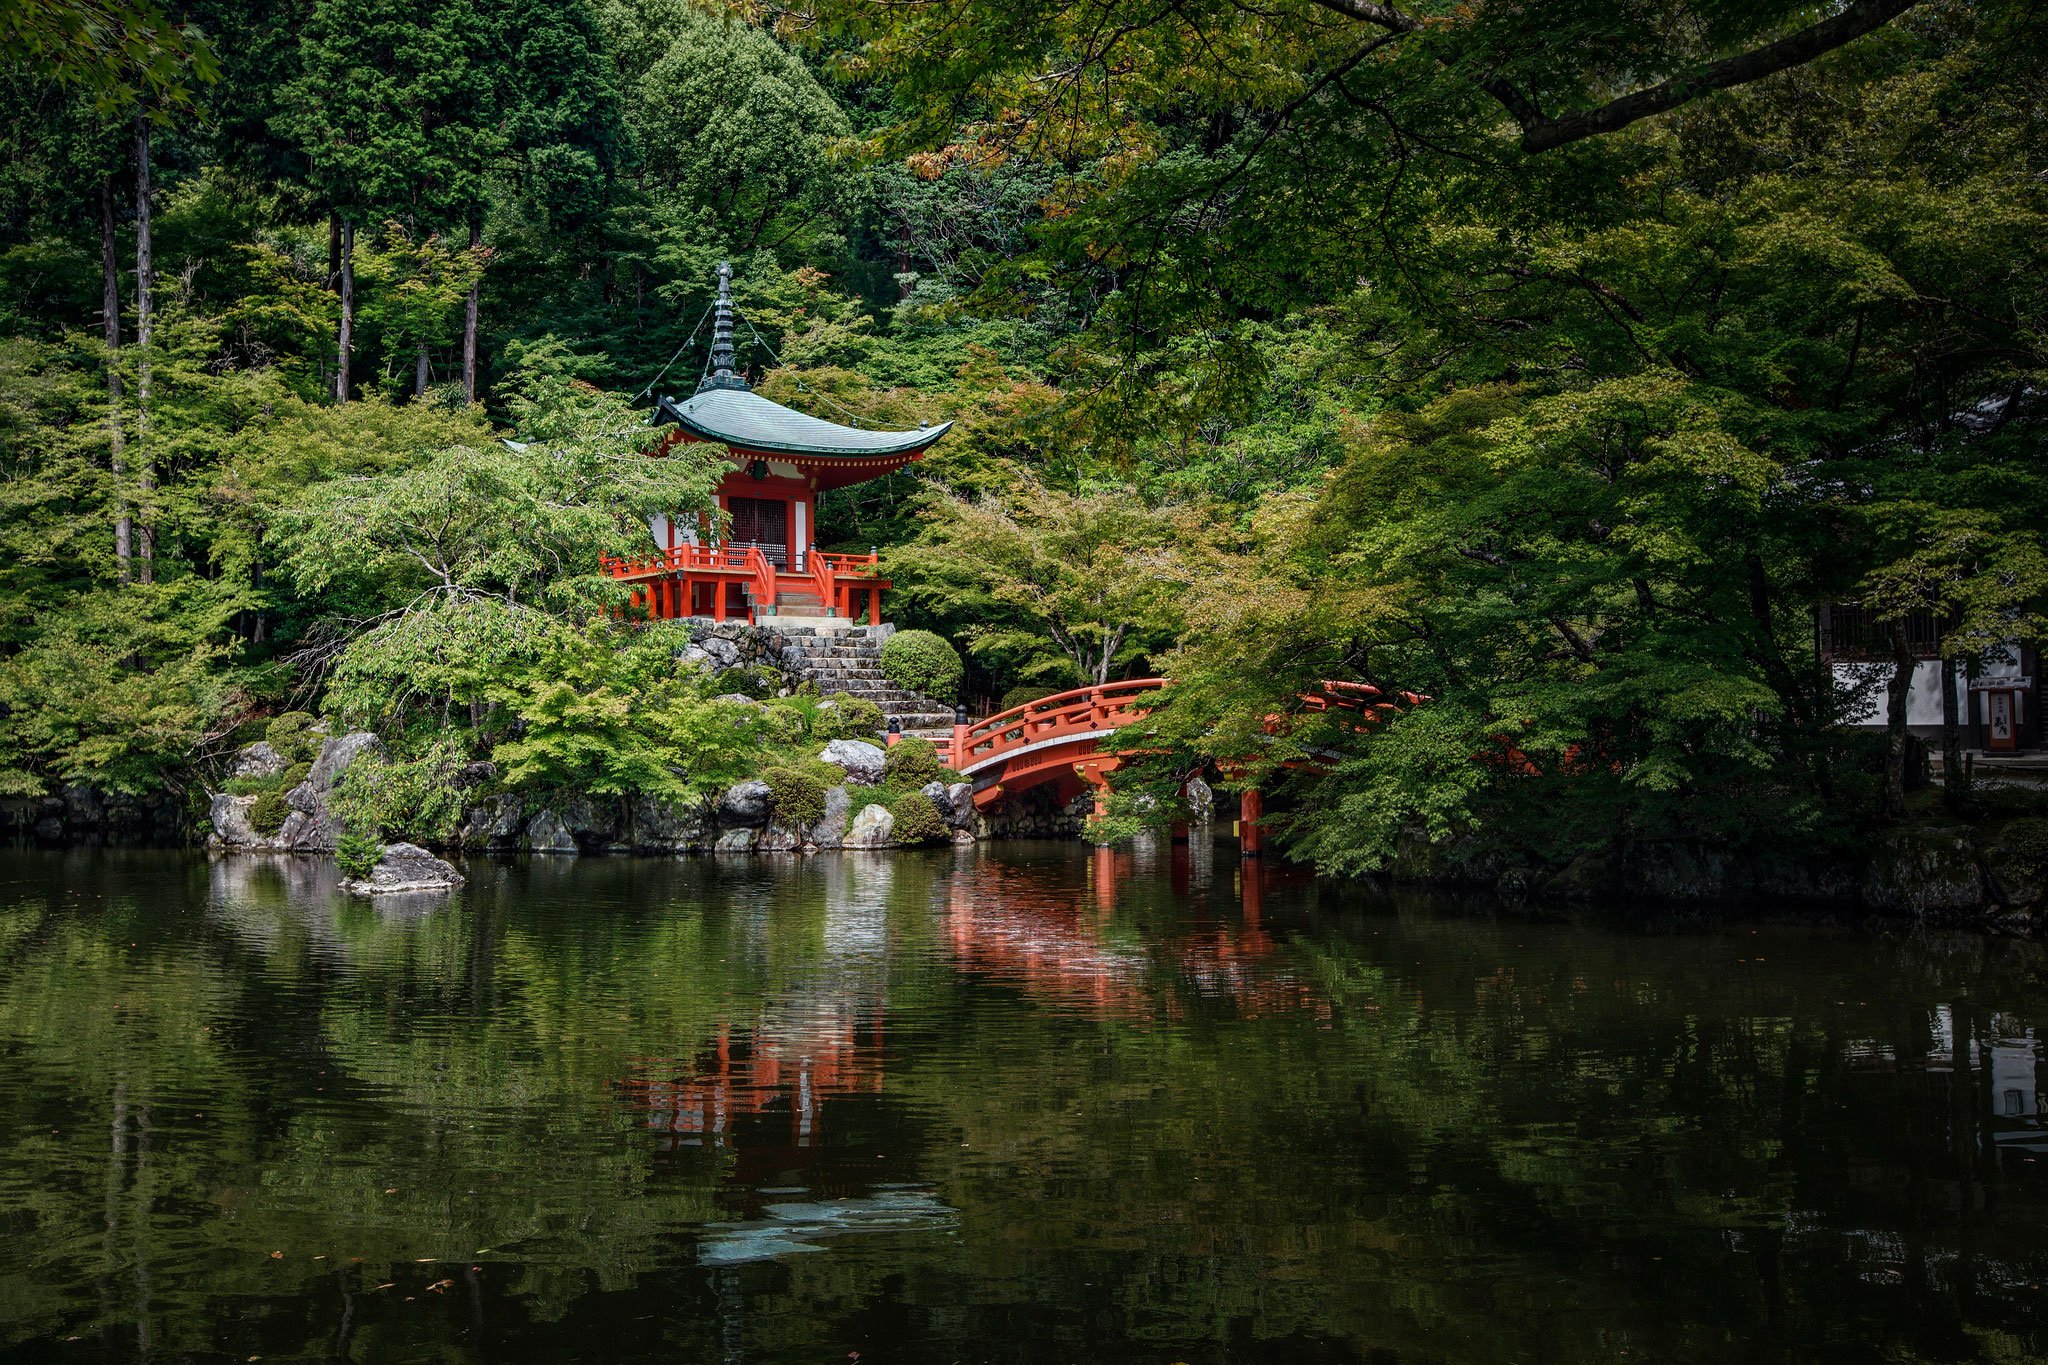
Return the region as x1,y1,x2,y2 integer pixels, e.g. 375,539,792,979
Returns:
820,551,885,625
942,679,1167,773
807,545,837,615
602,543,776,623
936,677,1429,776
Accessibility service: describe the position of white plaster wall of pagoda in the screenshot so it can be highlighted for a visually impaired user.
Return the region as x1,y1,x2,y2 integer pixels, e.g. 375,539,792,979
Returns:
725,455,804,481
648,513,700,550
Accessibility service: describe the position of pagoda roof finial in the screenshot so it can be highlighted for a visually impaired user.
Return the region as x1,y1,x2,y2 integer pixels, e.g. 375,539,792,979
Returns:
698,259,747,393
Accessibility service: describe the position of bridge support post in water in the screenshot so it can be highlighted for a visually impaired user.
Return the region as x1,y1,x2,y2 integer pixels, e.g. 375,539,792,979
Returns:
1170,782,1190,844
1239,787,1263,858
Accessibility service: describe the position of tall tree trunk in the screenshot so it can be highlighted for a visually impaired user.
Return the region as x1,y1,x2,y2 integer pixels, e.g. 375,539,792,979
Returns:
326,209,341,287
415,343,429,396
100,175,130,582
462,221,480,403
1941,651,1964,811
133,118,154,585
335,220,354,405
1884,620,1916,819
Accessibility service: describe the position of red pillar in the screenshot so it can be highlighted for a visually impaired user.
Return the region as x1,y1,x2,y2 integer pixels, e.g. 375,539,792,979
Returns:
1239,787,1263,858
713,579,727,622
867,587,881,626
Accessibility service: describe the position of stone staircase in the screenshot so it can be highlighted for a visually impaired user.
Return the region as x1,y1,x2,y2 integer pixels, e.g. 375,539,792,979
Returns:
767,622,956,733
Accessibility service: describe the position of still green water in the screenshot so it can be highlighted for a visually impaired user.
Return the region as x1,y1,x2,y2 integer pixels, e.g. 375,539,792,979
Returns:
0,841,2045,1364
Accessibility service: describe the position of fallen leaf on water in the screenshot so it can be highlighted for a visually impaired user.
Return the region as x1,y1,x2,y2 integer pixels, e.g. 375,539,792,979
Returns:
373,1283,395,1291
269,1251,283,1259
428,1279,454,1293
415,1257,434,1262
384,1188,398,1195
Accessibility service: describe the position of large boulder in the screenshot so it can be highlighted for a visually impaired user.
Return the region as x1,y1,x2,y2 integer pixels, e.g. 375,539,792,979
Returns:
808,785,853,848
844,803,896,849
819,740,887,786
1620,840,1737,902
943,782,975,829
632,795,710,853
278,807,338,852
525,809,578,854
229,741,289,781
719,779,772,826
700,635,742,668
715,827,757,852
1862,827,1987,916
306,731,383,793
342,842,465,896
61,784,104,828
459,794,527,850
208,792,263,849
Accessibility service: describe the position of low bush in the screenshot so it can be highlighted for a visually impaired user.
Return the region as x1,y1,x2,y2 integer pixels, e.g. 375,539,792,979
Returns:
336,829,383,880
266,710,319,761
764,766,828,830
884,735,943,787
815,694,883,740
889,791,948,843
757,704,805,744
880,630,962,702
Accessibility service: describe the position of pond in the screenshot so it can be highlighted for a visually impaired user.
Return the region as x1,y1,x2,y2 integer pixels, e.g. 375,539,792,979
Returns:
0,841,2045,1363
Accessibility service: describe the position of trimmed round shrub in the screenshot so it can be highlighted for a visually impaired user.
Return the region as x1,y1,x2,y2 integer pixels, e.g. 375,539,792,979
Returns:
1000,686,1058,712
884,735,943,787
880,630,963,703
815,694,883,740
889,791,947,843
805,760,849,786
266,710,318,761
249,788,291,835
764,766,828,830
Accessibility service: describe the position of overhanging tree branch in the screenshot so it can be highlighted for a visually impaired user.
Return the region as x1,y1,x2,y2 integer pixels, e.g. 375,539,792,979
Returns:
1302,0,1920,153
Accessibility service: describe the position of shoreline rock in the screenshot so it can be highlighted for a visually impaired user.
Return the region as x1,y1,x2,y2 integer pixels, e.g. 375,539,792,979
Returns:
340,842,465,896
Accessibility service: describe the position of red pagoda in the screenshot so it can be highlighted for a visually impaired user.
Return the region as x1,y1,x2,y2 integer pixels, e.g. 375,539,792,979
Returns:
602,262,952,624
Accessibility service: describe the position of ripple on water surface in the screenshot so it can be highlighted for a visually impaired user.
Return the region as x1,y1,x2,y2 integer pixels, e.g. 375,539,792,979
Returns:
0,841,2045,1363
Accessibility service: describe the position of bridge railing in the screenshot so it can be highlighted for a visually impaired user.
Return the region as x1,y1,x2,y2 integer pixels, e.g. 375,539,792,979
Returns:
944,679,1168,773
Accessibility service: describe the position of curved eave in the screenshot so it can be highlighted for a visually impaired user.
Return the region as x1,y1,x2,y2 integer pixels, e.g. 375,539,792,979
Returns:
653,393,952,460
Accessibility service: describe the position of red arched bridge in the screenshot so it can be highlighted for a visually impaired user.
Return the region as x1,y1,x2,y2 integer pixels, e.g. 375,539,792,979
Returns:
924,677,1423,855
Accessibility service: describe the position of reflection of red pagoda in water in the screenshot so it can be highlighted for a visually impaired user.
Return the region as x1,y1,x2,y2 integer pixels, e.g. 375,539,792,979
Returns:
617,1004,887,1165
611,848,1327,1171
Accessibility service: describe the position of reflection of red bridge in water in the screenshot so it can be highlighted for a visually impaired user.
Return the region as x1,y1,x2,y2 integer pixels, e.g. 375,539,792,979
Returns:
611,860,1312,1161
931,679,1424,853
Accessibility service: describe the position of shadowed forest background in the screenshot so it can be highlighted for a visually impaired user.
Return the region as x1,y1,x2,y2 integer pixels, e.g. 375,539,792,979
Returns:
1,0,2044,872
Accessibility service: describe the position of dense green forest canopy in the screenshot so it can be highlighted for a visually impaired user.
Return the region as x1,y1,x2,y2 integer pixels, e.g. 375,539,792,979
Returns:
0,0,2042,867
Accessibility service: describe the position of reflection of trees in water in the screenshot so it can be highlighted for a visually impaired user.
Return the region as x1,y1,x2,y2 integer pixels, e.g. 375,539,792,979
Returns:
4,849,2048,1361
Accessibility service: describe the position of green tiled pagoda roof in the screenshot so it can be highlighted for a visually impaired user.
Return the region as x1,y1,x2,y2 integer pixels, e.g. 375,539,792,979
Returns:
653,389,952,459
